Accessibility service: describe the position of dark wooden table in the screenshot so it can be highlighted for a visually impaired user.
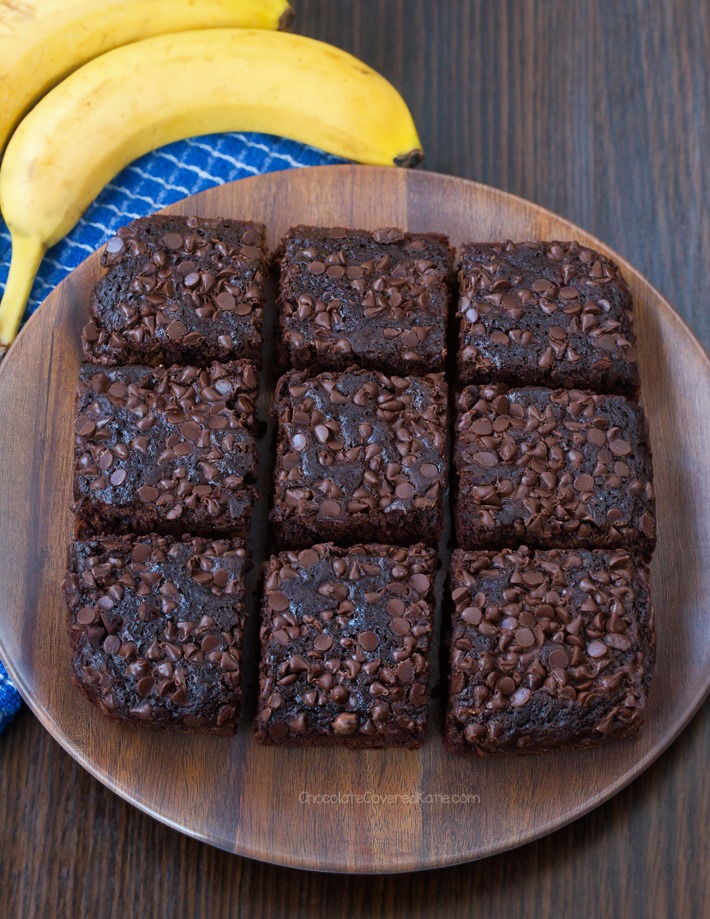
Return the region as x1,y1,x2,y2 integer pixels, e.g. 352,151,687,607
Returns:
1,2,708,916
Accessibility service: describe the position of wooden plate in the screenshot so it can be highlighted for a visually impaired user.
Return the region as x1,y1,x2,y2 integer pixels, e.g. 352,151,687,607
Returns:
0,166,708,874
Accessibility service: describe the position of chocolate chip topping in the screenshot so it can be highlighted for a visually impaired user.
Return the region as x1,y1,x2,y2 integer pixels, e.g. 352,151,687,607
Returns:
454,384,655,553
83,215,266,366
446,547,655,753
73,361,258,538
64,535,248,733
255,543,436,748
277,225,453,374
457,240,639,394
270,368,448,548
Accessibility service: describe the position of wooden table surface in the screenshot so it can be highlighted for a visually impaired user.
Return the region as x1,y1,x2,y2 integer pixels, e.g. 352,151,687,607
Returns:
1,1,708,916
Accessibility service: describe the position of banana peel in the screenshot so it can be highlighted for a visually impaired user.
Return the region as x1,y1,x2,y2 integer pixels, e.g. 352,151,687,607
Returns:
0,29,423,352
0,0,293,157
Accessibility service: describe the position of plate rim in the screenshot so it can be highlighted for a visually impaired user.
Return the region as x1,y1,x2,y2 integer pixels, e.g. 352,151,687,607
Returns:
1,164,709,873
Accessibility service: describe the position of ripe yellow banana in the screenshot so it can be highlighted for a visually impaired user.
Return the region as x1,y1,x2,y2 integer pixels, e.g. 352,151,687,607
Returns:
0,0,293,156
0,29,423,349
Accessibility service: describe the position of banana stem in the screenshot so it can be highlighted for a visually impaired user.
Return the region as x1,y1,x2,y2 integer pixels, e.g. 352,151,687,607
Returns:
0,234,45,348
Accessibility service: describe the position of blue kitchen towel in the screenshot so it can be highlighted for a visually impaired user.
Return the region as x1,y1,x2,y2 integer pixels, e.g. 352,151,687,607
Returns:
0,132,343,732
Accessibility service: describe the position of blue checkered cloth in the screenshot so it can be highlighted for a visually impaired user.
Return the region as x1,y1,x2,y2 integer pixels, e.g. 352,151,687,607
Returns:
0,132,342,733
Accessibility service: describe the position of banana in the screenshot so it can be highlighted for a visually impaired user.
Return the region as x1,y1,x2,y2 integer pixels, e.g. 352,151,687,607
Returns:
0,0,293,157
0,29,423,349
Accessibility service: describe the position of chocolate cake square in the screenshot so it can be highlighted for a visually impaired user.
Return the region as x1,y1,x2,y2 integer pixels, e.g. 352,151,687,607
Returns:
64,535,248,733
445,547,655,754
82,215,266,366
456,240,639,395
270,368,448,548
277,225,453,374
255,543,436,748
73,361,258,538
454,384,655,554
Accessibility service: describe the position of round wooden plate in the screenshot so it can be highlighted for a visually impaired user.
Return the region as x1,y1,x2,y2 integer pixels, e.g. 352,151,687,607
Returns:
0,166,708,873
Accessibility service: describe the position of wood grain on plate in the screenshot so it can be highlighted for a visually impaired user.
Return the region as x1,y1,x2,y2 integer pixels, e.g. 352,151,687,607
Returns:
0,166,708,873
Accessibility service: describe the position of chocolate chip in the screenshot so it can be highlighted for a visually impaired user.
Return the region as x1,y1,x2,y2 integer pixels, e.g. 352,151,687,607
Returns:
386,598,405,616
515,628,535,648
75,417,96,437
359,631,379,651
510,687,531,707
471,419,493,436
390,618,410,636
103,635,121,655
131,543,152,563
396,660,415,684
82,322,99,342
163,233,183,250
395,482,415,500
332,713,358,734
136,676,155,697
461,607,482,625
548,647,569,669
497,676,515,695
320,500,341,518
298,549,320,567
216,292,236,311
409,573,430,593
180,421,202,442
166,320,187,341
105,236,124,254
587,428,607,447
77,607,96,625
109,469,127,487
609,439,631,456
269,592,290,612
574,474,594,492
314,633,333,651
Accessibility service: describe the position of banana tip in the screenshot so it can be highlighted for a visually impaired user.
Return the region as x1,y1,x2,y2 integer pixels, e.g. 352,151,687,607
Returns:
279,6,295,31
394,148,424,169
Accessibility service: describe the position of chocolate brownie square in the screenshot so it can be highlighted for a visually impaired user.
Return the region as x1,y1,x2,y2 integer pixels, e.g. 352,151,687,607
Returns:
446,547,655,754
277,225,453,374
64,535,248,733
82,215,266,366
255,543,436,747
454,385,655,554
270,368,448,548
73,361,258,538
456,240,639,395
